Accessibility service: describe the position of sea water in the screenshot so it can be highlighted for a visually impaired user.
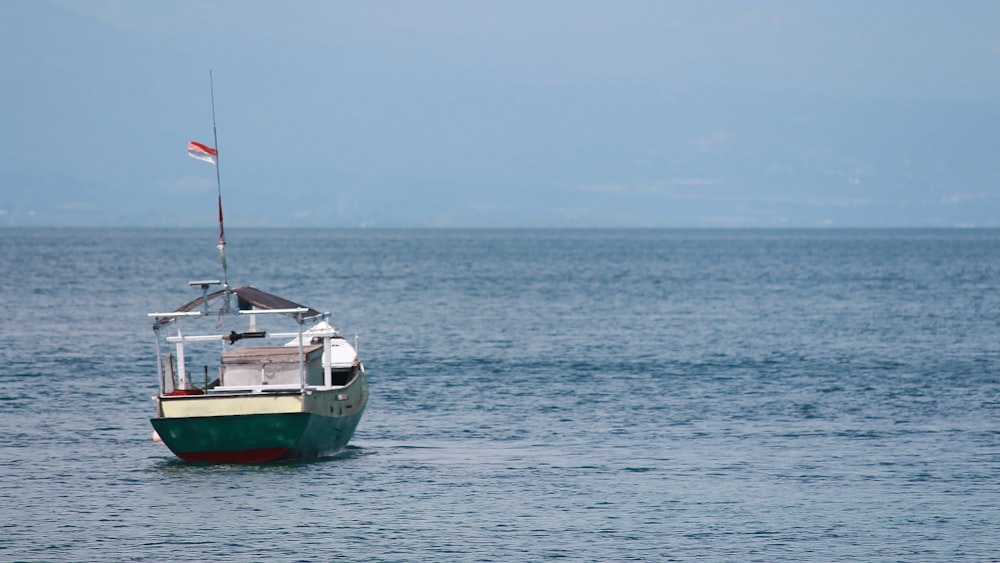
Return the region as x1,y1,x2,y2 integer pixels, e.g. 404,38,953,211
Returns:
0,228,997,562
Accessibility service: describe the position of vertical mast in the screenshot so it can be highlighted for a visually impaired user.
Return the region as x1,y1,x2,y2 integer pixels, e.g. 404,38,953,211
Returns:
209,69,230,294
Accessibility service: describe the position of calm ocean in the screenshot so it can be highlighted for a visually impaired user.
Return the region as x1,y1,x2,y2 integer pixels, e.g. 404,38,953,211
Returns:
0,228,997,561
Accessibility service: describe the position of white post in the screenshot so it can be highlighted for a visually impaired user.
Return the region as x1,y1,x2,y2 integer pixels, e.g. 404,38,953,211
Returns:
153,326,164,394
323,335,332,387
297,313,305,392
176,322,187,390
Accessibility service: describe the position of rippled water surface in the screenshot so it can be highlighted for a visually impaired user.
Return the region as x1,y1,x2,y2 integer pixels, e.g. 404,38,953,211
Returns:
1,228,998,561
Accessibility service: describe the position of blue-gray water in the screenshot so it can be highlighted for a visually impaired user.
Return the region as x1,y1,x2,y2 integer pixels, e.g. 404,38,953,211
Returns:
1,228,998,561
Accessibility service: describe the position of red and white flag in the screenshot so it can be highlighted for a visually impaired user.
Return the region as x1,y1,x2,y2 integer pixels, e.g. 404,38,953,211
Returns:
187,141,218,164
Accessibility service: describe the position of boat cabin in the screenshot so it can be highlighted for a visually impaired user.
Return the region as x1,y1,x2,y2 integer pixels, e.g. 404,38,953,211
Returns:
150,284,361,395
221,345,324,387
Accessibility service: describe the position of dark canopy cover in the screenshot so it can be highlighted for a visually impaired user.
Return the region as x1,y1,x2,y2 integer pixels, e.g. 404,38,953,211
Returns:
154,286,322,327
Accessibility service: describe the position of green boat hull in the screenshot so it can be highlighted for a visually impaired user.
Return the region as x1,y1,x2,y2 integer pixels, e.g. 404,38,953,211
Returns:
151,408,365,463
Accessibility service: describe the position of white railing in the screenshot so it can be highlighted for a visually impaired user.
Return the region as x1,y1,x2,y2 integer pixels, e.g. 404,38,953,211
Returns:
148,311,203,319
151,307,344,396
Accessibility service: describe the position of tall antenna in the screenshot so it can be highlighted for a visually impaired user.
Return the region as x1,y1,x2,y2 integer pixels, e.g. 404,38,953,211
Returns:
209,69,229,292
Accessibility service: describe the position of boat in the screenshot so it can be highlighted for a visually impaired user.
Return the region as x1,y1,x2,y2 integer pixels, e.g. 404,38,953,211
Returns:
147,72,367,463
148,282,368,463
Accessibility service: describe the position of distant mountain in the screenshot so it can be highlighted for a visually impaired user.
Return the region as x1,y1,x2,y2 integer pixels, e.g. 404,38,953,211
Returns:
2,83,998,227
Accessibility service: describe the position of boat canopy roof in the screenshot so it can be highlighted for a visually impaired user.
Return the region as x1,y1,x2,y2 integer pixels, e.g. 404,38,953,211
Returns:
154,286,323,327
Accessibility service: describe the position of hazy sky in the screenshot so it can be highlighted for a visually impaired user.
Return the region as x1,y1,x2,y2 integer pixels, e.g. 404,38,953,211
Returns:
2,1,999,227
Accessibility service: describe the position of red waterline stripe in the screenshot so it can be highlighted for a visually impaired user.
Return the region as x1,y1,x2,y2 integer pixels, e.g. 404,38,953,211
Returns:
178,447,289,464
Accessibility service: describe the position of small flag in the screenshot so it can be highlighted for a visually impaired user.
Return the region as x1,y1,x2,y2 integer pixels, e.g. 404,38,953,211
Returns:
188,141,218,164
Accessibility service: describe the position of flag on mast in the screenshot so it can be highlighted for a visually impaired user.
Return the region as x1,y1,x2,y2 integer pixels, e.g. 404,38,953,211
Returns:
188,141,218,164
